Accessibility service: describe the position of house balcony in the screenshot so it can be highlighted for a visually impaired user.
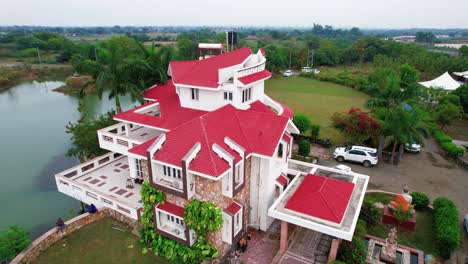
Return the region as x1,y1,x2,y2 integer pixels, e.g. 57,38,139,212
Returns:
154,201,197,246
55,152,143,220
98,123,163,155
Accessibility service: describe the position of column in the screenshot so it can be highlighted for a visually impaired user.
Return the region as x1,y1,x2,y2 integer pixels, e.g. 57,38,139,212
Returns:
279,221,288,253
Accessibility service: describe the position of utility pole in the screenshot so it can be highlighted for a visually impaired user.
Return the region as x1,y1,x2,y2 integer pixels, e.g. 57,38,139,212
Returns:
36,47,42,64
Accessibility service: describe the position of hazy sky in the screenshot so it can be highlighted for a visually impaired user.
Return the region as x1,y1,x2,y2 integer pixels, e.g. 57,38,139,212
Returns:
1,0,467,29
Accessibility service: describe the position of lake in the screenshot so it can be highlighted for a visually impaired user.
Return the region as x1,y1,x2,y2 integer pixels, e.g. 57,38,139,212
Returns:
0,80,136,238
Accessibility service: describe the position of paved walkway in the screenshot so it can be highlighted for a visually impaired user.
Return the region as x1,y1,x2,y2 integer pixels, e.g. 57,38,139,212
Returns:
235,221,281,264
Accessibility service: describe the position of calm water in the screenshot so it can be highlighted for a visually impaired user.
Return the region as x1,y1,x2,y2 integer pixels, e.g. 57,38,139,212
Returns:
0,81,136,238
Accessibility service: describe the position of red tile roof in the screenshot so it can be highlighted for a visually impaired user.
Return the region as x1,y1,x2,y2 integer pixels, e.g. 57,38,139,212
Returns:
259,48,266,56
170,47,252,88
285,174,355,224
225,202,242,215
156,201,184,217
114,82,207,130
282,133,292,144
150,104,289,177
237,70,272,85
276,175,289,187
248,100,293,120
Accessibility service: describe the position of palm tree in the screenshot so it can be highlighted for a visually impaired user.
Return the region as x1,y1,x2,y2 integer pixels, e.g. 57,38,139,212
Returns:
376,106,428,165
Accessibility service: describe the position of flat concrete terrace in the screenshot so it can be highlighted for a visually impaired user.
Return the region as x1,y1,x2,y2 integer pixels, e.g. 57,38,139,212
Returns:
269,159,369,241
55,152,142,219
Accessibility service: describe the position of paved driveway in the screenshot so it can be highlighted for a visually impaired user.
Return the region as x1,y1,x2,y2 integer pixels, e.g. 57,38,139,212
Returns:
319,137,468,263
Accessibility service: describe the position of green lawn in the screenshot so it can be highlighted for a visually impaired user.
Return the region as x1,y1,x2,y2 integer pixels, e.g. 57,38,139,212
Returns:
36,218,169,264
265,76,369,143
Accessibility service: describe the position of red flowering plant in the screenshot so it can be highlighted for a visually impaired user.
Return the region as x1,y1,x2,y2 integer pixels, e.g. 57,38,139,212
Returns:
331,107,381,144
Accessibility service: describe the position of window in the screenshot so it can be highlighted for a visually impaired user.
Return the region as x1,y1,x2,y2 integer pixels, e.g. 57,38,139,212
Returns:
234,205,243,235
277,143,284,158
135,159,143,178
349,150,365,156
162,165,182,179
191,88,199,100
224,92,233,101
242,88,252,103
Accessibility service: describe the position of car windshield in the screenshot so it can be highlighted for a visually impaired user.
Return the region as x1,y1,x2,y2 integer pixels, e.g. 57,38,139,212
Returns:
368,152,378,157
345,146,351,151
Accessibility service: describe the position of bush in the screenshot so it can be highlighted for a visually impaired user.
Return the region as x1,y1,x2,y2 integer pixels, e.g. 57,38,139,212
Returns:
310,124,320,140
433,130,452,143
293,113,311,134
0,225,31,261
298,139,311,157
337,236,367,264
433,197,460,259
410,192,430,209
359,197,382,226
432,129,464,158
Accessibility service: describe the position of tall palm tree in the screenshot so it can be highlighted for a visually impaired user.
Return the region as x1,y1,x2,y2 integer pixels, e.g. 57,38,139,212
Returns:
376,106,428,165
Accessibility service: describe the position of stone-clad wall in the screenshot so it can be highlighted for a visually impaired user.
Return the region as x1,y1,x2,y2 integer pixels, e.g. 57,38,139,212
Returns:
142,159,150,182
151,157,252,255
11,208,139,264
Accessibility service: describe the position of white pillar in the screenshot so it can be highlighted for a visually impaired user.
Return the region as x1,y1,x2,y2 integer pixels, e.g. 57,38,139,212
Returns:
124,123,130,137
128,157,137,179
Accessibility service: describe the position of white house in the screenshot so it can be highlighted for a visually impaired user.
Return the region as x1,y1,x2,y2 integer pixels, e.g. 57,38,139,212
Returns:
55,47,368,255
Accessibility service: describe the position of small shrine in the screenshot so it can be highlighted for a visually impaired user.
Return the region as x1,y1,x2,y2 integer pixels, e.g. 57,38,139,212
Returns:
383,185,416,230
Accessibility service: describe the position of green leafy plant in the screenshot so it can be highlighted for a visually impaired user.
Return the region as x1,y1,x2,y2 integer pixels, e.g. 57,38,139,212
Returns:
183,199,223,237
298,139,311,157
0,225,31,261
293,113,311,134
139,183,219,263
392,203,412,222
410,192,430,209
433,197,460,259
359,197,382,227
310,124,321,140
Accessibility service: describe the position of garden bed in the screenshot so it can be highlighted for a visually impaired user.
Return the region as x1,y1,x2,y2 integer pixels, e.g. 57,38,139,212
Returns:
363,193,437,256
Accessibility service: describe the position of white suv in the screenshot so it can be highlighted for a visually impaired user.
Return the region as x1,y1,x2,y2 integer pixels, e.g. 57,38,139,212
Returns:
283,70,294,77
333,146,378,167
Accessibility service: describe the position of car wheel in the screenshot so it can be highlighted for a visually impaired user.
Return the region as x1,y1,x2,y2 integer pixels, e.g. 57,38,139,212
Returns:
337,156,345,162
362,160,371,167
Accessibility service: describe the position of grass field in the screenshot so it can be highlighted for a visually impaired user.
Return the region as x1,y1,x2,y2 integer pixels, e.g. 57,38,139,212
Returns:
265,76,369,143
36,218,169,264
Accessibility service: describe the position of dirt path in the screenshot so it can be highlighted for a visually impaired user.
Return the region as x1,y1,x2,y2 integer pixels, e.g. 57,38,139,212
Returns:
319,137,468,262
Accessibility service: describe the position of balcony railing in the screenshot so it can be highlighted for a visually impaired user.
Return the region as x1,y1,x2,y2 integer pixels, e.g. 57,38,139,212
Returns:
98,123,162,155
55,152,141,220
235,60,266,79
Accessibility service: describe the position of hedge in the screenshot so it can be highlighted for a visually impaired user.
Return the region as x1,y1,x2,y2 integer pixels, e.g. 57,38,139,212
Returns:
433,197,460,259
431,127,464,158
410,192,430,209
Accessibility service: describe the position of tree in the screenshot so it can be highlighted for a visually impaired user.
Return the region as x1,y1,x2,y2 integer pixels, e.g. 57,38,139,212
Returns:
399,64,420,99
94,36,145,113
66,102,117,159
415,32,436,43
434,100,462,129
293,113,311,134
177,38,197,60
452,84,468,113
460,45,468,57
0,225,30,261
331,108,381,145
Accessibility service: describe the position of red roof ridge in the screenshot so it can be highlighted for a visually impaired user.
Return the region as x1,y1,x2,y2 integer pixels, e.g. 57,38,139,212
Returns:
199,116,222,176
233,110,253,153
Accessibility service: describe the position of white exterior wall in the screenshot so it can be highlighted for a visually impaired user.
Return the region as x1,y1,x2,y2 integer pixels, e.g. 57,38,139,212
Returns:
178,86,226,111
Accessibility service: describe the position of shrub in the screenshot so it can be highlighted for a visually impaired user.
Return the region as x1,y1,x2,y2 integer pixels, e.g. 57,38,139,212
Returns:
331,261,347,264
337,236,367,264
0,225,31,261
298,139,311,157
392,204,412,222
410,192,430,209
433,130,452,143
433,197,460,259
293,113,311,134
310,124,320,140
183,199,223,237
359,197,382,227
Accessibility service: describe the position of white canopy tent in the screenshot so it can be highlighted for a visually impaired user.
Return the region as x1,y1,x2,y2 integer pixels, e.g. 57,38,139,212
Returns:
418,72,461,91
453,71,468,80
